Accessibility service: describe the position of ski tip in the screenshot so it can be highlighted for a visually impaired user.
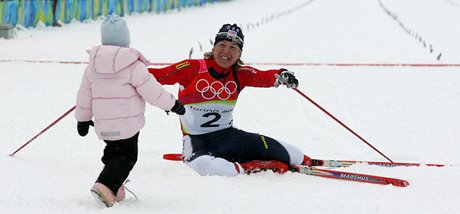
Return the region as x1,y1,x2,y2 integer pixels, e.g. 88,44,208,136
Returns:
163,153,183,161
391,179,410,187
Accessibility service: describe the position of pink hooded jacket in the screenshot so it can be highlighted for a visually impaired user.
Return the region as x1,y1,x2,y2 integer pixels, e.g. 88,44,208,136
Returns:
75,45,176,140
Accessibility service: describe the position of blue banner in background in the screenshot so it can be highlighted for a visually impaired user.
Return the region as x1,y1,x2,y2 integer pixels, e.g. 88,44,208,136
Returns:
1,1,19,26
65,0,74,24
22,0,39,28
39,0,51,26
95,0,103,17
1,0,222,28
107,0,118,15
78,0,86,21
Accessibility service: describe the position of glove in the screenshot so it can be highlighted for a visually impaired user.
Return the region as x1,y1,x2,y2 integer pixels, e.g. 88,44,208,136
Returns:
77,120,94,137
274,70,299,89
169,100,185,115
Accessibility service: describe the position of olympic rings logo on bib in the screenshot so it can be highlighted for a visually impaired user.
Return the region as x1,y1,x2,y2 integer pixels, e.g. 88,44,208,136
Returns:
195,79,237,100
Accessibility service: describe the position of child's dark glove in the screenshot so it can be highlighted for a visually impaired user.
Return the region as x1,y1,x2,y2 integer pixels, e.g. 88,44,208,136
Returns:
77,120,94,137
170,100,185,115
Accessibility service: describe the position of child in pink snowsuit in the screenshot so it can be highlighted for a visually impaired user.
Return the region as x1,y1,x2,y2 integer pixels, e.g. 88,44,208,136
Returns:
75,14,185,207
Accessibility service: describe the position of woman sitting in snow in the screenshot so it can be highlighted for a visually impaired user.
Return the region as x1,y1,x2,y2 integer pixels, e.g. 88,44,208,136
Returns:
148,23,312,176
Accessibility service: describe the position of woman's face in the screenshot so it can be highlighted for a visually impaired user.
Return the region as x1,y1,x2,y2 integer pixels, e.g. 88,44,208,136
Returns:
213,40,241,68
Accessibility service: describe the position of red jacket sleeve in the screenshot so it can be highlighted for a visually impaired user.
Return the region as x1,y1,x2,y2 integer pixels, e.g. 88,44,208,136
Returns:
237,66,284,89
148,59,201,88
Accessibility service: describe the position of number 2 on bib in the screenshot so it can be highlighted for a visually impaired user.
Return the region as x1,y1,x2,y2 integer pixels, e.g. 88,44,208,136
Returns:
200,113,221,127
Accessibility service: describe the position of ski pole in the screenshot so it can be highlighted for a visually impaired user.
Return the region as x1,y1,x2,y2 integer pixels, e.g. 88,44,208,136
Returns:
9,106,76,157
293,88,394,163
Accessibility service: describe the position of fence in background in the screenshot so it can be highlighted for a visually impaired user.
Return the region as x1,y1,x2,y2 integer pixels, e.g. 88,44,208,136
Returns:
0,0,221,28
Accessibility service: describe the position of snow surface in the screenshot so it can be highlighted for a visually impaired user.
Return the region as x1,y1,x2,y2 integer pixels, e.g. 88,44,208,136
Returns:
1,0,460,213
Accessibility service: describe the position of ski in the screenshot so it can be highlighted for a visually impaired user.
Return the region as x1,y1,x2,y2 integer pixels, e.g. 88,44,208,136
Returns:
163,153,445,168
292,166,410,187
162,153,409,187
312,159,445,168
